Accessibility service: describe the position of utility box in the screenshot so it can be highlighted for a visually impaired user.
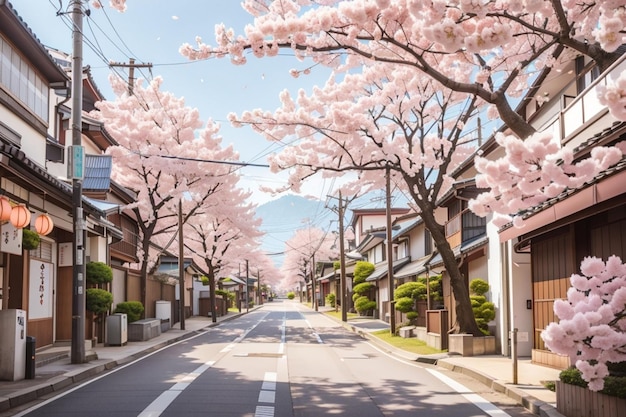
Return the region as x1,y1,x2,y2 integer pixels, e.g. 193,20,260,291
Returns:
106,313,128,346
0,309,27,381
155,300,171,331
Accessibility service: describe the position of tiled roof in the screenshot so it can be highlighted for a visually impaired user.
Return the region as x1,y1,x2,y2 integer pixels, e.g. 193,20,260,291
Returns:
83,154,112,191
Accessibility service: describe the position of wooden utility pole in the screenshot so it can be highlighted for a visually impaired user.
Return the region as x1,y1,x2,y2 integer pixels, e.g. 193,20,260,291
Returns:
109,58,153,95
70,0,86,364
338,192,347,322
386,167,396,335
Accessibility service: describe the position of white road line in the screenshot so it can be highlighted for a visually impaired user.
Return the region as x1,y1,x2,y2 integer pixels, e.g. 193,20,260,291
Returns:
279,312,286,354
258,390,276,403
304,318,324,344
254,405,275,417
137,361,215,417
427,369,512,417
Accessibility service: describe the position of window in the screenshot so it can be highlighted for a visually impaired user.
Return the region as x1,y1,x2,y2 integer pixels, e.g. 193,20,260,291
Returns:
0,36,49,123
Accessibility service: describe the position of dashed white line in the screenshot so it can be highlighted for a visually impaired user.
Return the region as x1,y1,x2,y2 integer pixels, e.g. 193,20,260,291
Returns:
254,405,275,417
137,361,216,417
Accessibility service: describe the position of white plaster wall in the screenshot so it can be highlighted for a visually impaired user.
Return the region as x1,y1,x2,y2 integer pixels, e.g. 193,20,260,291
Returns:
509,243,533,357
486,220,508,355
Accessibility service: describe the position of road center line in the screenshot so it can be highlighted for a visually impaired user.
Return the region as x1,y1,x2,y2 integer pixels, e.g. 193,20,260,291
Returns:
254,372,277,417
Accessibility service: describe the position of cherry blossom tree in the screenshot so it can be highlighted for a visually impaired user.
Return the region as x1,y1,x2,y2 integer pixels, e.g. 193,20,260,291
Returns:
541,256,626,391
234,63,484,333
92,75,241,313
183,187,264,322
179,0,624,141
281,227,338,299
104,2,626,342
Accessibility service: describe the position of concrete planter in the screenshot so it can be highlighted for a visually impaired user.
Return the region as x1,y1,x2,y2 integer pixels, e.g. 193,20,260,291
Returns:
556,381,626,417
448,334,496,356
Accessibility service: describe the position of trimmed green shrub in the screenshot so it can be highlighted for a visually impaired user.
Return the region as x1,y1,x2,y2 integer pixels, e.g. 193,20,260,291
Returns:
287,291,295,299
86,288,113,315
395,297,415,313
86,261,113,285
353,261,375,285
470,278,490,296
469,279,495,335
354,296,376,314
325,293,336,307
406,311,419,321
395,281,425,300
22,229,40,250
352,282,374,297
560,367,626,399
114,301,144,323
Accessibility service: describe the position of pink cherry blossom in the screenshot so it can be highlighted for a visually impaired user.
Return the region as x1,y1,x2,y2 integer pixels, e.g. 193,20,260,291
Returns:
542,256,626,391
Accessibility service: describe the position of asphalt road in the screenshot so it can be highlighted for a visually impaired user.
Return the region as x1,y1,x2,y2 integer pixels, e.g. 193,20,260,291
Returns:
13,300,534,417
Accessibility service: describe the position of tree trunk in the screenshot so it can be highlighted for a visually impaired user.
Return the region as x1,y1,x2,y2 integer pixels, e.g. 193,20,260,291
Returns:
208,270,217,323
420,206,484,337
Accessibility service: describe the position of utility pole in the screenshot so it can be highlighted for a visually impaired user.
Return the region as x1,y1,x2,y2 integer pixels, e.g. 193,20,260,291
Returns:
178,201,185,330
109,58,153,95
386,167,396,335
337,192,347,322
245,260,249,313
257,269,262,305
70,0,86,364
311,253,317,311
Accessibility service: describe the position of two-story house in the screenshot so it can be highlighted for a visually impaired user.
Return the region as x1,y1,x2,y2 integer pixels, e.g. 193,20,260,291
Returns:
448,48,626,364
496,53,626,368
0,1,117,348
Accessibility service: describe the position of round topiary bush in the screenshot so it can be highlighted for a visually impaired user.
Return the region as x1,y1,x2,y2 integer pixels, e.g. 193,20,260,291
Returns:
469,279,495,335
86,261,113,285
86,288,113,315
354,296,376,314
114,301,144,323
325,293,336,307
287,291,295,299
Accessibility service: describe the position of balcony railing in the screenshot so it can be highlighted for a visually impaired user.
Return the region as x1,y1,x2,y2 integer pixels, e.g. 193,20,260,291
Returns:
445,209,486,248
540,54,626,146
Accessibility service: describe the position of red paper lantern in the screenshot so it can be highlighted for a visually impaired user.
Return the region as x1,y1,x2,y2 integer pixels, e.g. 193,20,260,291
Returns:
0,196,11,222
10,204,31,229
35,213,54,236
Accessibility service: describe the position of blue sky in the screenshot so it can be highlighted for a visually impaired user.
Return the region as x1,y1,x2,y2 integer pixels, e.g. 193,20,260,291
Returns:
11,0,339,206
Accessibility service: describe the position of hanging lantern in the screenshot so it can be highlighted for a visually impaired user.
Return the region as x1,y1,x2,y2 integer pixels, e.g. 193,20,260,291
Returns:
35,213,54,236
10,204,31,229
0,196,11,222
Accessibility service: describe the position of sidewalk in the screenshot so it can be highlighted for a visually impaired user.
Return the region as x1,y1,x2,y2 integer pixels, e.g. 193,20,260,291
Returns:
1,306,565,417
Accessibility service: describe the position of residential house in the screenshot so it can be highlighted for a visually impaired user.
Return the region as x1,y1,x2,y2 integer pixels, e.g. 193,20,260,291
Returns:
497,52,626,367
0,1,115,348
348,207,411,320
448,49,626,363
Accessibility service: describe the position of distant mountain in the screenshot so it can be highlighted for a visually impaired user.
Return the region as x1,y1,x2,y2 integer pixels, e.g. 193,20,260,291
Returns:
255,194,335,268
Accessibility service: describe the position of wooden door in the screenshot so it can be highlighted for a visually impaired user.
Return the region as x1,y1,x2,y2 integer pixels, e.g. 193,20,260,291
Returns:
55,266,73,341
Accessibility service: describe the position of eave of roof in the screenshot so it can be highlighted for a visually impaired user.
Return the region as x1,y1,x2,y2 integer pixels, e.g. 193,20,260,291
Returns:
0,1,68,83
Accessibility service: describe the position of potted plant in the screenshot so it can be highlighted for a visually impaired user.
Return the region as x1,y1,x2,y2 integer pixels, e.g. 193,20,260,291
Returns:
22,229,40,250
